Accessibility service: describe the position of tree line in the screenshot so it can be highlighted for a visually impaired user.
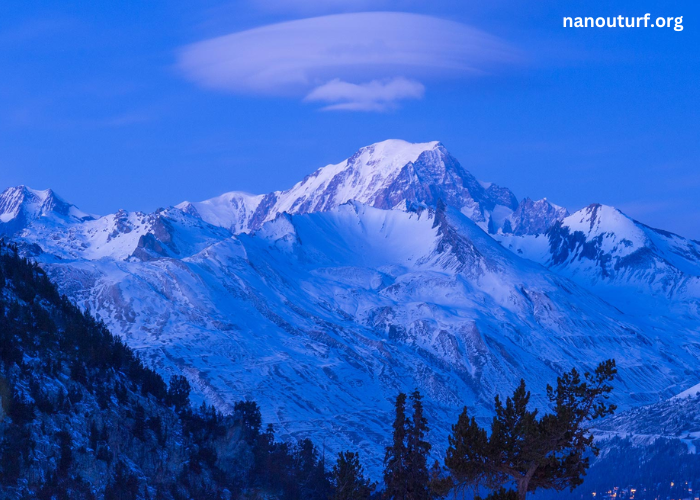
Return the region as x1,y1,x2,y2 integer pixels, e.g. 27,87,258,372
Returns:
0,241,332,499
331,359,617,500
0,239,617,499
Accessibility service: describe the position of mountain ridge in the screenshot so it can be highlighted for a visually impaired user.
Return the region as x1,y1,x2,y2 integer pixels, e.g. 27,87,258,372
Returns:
0,185,94,235
7,199,700,472
497,202,700,316
3,139,699,472
177,139,530,235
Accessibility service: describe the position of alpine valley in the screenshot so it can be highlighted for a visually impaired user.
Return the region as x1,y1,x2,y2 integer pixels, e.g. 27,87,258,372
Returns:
3,140,700,473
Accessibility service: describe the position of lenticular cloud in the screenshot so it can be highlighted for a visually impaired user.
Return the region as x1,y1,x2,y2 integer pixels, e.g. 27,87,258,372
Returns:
304,77,425,111
178,12,519,110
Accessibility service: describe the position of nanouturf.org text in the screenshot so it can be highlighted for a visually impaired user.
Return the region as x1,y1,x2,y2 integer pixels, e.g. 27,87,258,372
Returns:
563,14,683,31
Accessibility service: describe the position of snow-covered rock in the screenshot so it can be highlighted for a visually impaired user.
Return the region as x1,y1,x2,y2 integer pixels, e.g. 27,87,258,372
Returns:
0,185,93,235
497,203,700,315
595,380,700,451
502,197,568,236
180,139,518,233
4,139,699,472
177,191,264,234
10,197,700,472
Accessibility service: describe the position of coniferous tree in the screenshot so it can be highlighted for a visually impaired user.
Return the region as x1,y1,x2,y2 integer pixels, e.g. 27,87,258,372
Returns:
480,487,519,500
104,460,139,500
406,390,431,499
445,360,617,500
295,438,332,500
89,421,100,451
384,392,409,500
166,375,190,411
331,451,375,500
444,406,491,494
0,241,342,497
233,399,262,445
428,460,451,499
0,428,24,484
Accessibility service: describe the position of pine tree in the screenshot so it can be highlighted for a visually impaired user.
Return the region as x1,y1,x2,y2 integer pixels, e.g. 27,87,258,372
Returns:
104,460,139,500
445,360,617,500
406,390,431,500
384,392,409,500
295,438,332,500
428,460,451,499
331,451,375,500
233,399,262,445
444,407,492,493
166,374,190,411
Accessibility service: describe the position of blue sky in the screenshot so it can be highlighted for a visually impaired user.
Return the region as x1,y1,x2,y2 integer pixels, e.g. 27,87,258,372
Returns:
1,0,698,238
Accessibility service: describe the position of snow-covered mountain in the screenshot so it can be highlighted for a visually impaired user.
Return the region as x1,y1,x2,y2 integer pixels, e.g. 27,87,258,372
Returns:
0,185,93,235
4,139,699,471
11,200,700,471
502,197,569,236
178,191,265,235
178,140,522,234
18,205,232,262
497,203,700,316
595,381,700,452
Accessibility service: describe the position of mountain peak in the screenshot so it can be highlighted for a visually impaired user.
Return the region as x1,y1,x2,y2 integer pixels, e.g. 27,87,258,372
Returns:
276,139,446,209
563,203,637,237
176,191,265,234
351,139,442,167
500,197,568,236
173,139,527,241
181,139,518,234
0,185,93,235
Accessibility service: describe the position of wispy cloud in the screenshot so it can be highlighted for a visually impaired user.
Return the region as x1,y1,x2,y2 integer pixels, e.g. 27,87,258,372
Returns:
304,77,424,111
178,12,520,112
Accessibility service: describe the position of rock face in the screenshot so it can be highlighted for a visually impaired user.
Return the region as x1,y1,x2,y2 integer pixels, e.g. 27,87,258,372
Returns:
0,243,253,498
4,139,700,473
497,203,700,316
0,185,93,235
596,383,700,446
503,197,569,236
178,140,518,233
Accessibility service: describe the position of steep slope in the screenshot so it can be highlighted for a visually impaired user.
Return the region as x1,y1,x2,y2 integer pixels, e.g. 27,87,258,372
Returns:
595,381,700,448
178,140,519,233
0,242,243,498
502,197,569,236
4,140,699,477
497,203,700,316
538,436,700,500
179,191,265,234
22,206,233,262
0,185,93,235
0,241,334,499
13,200,700,472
